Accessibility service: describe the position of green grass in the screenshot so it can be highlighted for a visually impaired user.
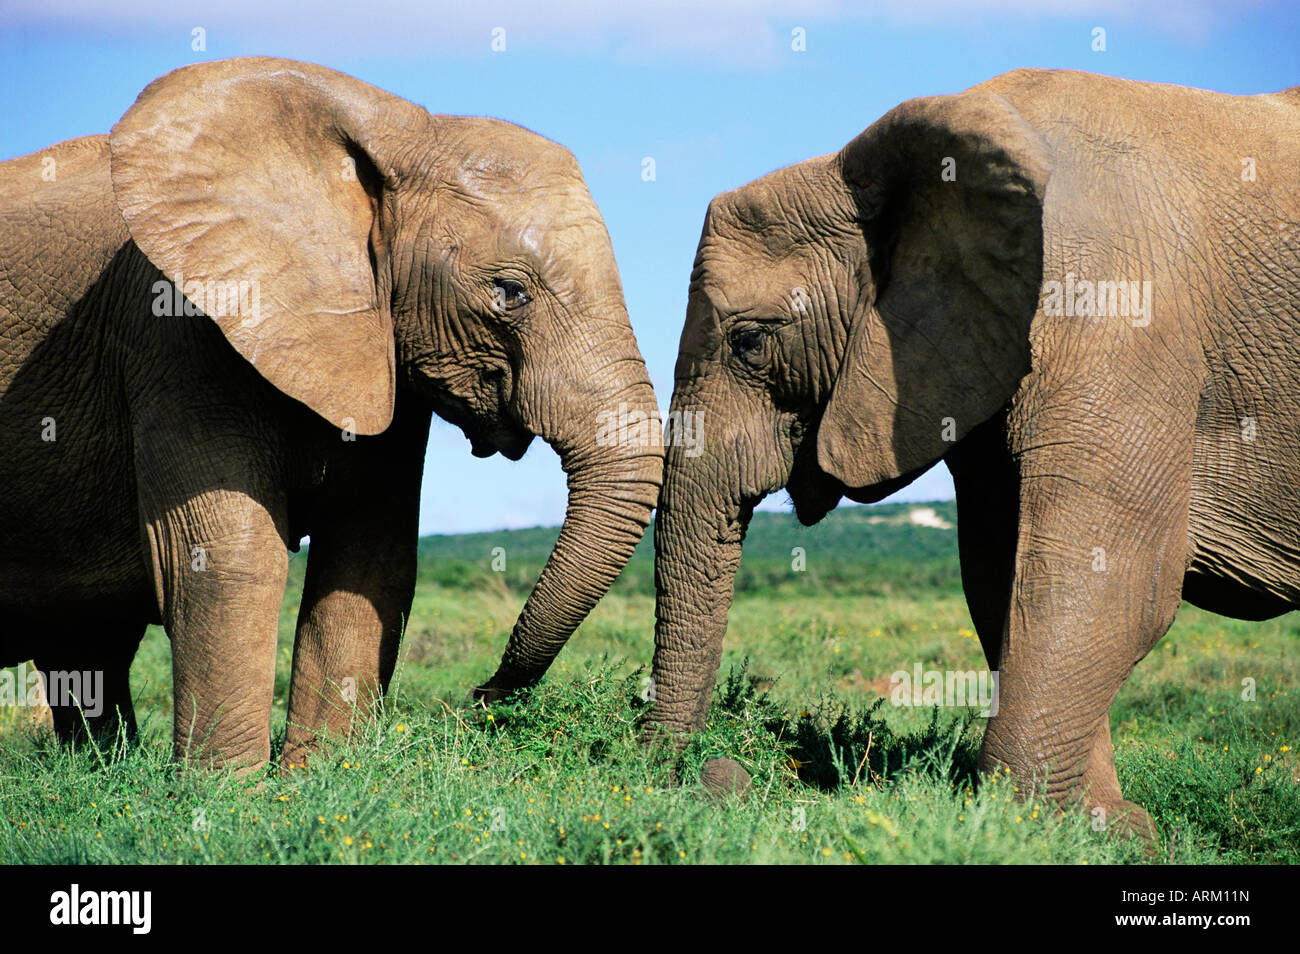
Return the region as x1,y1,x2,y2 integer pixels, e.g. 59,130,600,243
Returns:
1,501,1297,864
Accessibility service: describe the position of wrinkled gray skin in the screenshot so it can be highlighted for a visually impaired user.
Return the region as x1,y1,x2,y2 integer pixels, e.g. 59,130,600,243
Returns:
650,69,1299,833
0,58,661,771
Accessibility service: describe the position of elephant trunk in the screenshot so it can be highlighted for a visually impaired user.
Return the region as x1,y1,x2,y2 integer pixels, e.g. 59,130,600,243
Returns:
643,440,750,746
477,332,662,696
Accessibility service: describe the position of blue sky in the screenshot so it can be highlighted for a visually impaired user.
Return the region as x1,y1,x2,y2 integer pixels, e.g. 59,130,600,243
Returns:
3,1,1297,533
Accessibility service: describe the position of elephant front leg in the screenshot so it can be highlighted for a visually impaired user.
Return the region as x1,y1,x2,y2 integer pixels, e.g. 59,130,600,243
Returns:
981,465,1189,842
947,413,1019,672
280,412,426,770
146,491,289,773
280,557,413,770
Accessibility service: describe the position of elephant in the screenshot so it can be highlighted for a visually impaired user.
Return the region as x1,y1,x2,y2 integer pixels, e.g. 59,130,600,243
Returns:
648,68,1299,836
0,57,662,771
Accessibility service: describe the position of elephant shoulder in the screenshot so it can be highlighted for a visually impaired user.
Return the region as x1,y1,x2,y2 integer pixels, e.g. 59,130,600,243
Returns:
0,135,134,344
1,135,127,259
0,135,114,207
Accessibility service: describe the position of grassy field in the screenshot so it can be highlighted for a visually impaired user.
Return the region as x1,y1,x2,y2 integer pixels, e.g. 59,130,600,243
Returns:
1,500,1297,864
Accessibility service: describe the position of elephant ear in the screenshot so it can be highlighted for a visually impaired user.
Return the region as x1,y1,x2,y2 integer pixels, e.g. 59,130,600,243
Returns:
110,57,430,434
816,92,1052,488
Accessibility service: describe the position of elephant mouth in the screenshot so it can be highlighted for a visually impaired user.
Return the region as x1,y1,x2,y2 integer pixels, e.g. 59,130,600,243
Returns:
787,476,843,526
786,431,844,526
429,385,534,461
469,420,534,461
473,367,534,460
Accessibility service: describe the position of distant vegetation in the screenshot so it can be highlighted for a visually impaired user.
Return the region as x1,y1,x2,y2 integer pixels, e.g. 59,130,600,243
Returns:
406,500,963,598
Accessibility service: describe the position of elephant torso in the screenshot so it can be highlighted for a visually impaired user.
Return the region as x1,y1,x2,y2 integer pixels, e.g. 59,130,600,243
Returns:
982,70,1300,619
0,136,359,658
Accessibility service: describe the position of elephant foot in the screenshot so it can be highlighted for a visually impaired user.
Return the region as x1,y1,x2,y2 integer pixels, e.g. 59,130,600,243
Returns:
1094,798,1158,846
279,745,312,774
700,757,752,800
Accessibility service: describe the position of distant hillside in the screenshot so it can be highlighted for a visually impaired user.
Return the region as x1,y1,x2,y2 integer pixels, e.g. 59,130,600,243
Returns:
413,500,961,598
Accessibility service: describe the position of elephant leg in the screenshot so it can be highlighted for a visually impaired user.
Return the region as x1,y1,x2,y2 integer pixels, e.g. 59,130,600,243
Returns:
281,403,428,770
946,414,1019,671
979,435,1190,840
280,529,415,769
33,621,144,744
142,486,289,773
947,421,1156,834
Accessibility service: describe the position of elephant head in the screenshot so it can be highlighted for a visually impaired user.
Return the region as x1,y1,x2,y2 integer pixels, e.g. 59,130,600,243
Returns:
649,91,1050,743
109,57,662,695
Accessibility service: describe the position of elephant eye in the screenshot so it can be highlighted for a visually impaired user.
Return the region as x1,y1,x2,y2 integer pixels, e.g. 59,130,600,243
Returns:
729,326,770,367
492,278,531,312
